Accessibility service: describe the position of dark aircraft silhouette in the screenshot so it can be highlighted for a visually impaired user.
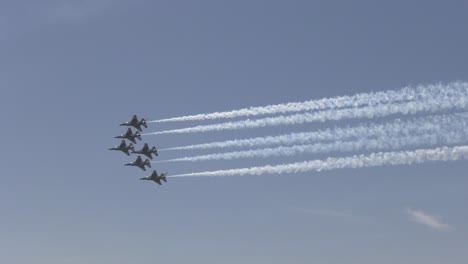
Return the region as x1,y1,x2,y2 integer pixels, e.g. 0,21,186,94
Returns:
114,128,141,144
132,143,158,159
140,170,167,185
108,140,134,156
125,156,151,171
120,115,147,132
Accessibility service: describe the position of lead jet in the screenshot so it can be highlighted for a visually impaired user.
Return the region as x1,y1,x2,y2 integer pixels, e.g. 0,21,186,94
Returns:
140,170,167,185
114,128,141,144
125,156,151,171
120,115,147,132
109,140,134,156
132,143,158,159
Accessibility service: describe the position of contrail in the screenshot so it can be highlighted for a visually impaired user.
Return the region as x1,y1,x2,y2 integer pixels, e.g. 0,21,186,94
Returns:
160,113,468,151
144,91,468,135
168,145,468,178
150,82,467,123
157,128,468,162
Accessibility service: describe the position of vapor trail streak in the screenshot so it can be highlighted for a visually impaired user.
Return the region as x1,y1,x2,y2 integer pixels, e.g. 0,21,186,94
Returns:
160,113,468,151
157,131,468,163
168,145,468,178
150,82,467,123
144,91,468,135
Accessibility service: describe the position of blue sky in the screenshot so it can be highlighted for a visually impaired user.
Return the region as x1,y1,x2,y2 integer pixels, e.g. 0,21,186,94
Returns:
1,1,468,263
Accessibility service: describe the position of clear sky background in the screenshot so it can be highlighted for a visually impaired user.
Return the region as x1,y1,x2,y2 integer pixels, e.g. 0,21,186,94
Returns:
1,1,468,263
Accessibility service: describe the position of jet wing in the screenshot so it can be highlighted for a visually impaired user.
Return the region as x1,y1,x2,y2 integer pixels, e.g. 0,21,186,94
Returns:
125,128,133,136
131,115,138,124
142,144,149,152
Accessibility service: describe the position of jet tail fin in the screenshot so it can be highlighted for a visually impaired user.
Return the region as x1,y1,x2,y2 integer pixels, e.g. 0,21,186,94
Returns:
152,147,158,156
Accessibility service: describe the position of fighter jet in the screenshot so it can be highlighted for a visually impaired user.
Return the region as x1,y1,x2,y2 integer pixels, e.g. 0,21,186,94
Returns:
120,115,147,132
108,140,134,156
132,143,158,159
114,128,141,144
140,170,167,185
125,156,151,171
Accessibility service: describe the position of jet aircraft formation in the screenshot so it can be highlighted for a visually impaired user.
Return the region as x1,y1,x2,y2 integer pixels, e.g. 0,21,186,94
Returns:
109,115,167,186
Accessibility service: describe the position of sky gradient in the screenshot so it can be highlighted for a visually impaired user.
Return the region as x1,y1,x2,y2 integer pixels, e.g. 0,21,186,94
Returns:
2,1,468,263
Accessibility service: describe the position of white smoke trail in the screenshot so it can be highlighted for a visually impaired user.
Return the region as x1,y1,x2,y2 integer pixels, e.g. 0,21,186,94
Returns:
157,127,468,162
145,90,468,135
161,113,468,151
168,145,468,178
150,82,467,123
